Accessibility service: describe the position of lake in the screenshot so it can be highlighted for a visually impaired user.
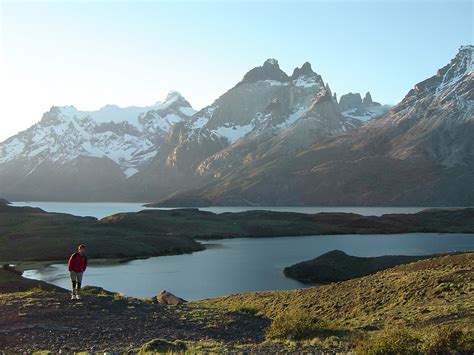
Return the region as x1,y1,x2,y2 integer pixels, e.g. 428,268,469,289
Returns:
11,201,433,219
24,233,474,300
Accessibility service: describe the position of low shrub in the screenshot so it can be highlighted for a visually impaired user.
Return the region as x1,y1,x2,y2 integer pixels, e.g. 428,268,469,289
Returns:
235,305,259,315
113,293,125,300
421,325,473,354
355,327,421,355
265,309,331,340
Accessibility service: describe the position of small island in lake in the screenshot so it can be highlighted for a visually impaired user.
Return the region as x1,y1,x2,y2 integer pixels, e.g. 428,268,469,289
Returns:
284,250,438,283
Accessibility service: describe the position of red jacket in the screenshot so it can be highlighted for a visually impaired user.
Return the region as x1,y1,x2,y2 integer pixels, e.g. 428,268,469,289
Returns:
68,252,87,273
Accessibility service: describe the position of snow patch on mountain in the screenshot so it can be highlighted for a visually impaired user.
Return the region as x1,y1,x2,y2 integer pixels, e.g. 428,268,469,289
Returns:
342,105,390,122
214,124,255,144
265,80,289,87
278,106,308,129
58,104,151,127
0,91,196,177
180,106,196,116
436,45,473,95
293,77,321,88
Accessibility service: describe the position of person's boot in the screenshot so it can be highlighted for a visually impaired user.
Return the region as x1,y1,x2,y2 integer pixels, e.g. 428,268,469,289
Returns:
76,290,81,300
71,289,76,300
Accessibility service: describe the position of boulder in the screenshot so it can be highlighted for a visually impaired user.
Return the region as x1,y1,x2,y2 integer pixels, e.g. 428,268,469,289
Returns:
156,290,186,305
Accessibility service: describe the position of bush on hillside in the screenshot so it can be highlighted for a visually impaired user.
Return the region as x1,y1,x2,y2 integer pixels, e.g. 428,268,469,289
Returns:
355,327,421,355
355,325,473,355
421,325,473,354
265,309,331,340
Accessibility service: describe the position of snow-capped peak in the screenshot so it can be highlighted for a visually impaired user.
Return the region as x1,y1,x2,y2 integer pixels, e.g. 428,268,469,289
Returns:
165,90,184,101
0,92,197,178
438,45,473,83
264,58,279,66
407,44,474,98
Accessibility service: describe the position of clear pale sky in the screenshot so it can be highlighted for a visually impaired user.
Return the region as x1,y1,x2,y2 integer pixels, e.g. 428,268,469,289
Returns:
0,0,472,141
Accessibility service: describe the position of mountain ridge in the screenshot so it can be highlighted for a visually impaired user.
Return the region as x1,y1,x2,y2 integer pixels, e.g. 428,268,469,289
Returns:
153,46,473,207
3,47,470,204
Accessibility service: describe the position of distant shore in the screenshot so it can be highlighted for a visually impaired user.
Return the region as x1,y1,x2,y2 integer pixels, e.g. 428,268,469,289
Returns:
1,204,473,266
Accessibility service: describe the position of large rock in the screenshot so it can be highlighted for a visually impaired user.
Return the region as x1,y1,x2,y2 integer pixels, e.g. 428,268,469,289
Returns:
156,290,186,305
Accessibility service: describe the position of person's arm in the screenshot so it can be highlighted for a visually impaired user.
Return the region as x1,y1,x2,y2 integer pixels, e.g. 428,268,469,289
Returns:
83,256,87,272
68,253,76,272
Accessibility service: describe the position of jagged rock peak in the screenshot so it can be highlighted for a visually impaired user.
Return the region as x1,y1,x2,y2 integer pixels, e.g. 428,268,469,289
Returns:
363,92,373,106
47,106,63,114
151,90,194,114
166,90,185,101
338,92,362,111
339,92,381,112
409,45,472,97
437,45,473,81
264,58,279,67
240,58,289,84
312,84,334,105
291,61,315,78
456,45,473,68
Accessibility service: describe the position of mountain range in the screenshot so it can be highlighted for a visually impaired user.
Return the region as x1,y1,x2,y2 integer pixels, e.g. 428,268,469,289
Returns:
0,46,472,205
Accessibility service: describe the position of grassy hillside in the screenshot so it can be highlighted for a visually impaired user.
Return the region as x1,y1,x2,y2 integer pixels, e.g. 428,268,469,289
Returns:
284,250,434,283
199,253,473,337
102,207,474,238
0,205,203,263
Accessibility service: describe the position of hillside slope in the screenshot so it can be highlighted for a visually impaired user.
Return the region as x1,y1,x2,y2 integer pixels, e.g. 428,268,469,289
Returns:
200,253,474,331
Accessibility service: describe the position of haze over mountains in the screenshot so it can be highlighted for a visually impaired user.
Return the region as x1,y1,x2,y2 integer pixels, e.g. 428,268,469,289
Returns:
0,46,472,205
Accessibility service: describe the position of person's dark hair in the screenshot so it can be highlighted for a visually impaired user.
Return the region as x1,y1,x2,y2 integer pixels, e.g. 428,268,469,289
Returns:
78,244,86,250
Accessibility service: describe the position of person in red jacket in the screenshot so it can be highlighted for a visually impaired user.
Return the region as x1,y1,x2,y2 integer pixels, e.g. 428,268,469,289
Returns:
68,244,87,300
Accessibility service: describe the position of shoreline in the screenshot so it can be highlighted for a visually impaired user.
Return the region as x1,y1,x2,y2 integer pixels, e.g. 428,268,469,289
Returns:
10,241,229,272
8,233,474,273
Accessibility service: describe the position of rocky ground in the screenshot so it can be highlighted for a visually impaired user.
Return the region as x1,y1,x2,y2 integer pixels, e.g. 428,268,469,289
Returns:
0,287,269,353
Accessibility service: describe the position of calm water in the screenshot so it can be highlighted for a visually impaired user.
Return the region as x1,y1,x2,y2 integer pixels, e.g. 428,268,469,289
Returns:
24,233,473,300
11,201,433,219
